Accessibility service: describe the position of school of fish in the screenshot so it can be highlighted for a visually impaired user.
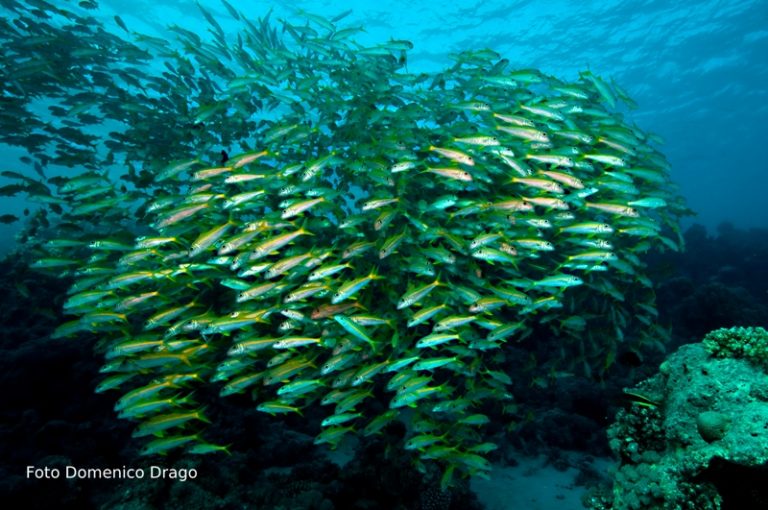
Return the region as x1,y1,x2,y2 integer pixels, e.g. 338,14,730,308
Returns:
0,0,689,485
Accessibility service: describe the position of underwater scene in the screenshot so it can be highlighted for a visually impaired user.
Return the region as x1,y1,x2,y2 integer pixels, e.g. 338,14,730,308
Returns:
1,0,767,509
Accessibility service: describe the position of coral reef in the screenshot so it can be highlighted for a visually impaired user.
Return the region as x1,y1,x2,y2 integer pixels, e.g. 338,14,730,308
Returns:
587,330,768,509
702,326,768,369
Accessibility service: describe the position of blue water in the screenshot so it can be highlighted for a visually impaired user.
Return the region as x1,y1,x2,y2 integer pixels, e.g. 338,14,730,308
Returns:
138,0,768,231
1,0,766,246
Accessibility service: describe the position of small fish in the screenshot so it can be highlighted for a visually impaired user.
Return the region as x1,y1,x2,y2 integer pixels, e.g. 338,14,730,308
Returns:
628,197,667,208
429,145,475,166
140,434,200,456
187,442,232,455
114,15,130,33
415,333,459,349
531,274,584,289
277,378,324,397
405,433,447,450
524,154,574,168
453,136,499,146
321,412,362,427
332,269,381,304
519,103,564,121
314,425,354,448
432,315,476,332
189,221,233,257
284,282,330,303
558,222,613,235
412,357,459,371
333,315,376,349
281,197,325,219
425,167,473,182
397,277,442,309
272,337,322,349
379,230,407,259
231,150,268,168
257,401,303,416
362,197,398,210
250,226,313,259
133,408,210,437
496,125,549,143
264,252,314,279
351,361,389,386
585,202,639,217
154,203,210,229
407,304,448,328
220,373,264,396
308,262,352,281
582,153,626,167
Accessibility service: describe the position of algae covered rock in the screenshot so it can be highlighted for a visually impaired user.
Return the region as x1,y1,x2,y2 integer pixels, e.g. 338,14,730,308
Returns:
590,327,768,509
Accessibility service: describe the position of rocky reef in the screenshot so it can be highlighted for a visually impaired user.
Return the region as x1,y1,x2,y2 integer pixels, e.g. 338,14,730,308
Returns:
586,326,768,509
